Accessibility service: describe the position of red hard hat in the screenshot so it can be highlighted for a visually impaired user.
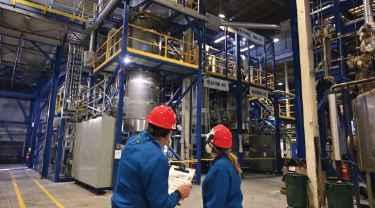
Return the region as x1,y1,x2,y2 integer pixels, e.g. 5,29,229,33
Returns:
146,105,176,130
211,125,232,148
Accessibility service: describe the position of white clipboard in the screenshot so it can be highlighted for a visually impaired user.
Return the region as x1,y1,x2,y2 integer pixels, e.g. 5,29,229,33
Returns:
168,165,195,206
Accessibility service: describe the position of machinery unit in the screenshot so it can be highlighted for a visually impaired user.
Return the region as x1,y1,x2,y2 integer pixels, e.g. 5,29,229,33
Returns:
226,93,249,130
352,94,375,172
244,136,276,172
72,116,116,189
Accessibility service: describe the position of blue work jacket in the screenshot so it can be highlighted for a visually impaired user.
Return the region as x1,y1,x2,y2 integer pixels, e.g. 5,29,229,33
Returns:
202,155,243,208
111,131,179,208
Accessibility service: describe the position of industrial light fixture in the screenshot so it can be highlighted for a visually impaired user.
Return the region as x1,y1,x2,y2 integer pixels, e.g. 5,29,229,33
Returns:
124,57,131,63
240,45,255,52
278,82,283,85
214,35,229,43
243,38,246,41
273,38,279,43
219,14,225,18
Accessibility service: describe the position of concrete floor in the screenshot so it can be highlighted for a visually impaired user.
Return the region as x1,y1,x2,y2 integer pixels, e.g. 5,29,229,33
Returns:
0,164,287,208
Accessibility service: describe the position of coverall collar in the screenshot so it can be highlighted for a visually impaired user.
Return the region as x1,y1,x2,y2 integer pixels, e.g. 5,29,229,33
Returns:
140,131,162,149
212,155,226,165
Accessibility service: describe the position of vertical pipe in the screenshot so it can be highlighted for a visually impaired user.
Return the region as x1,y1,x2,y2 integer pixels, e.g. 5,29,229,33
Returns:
264,44,267,86
363,0,374,23
366,171,374,208
54,118,65,182
274,93,282,173
328,94,341,161
29,74,44,169
317,83,330,178
194,23,203,185
225,28,228,78
41,34,67,178
295,0,323,206
112,0,130,189
235,34,243,167
291,1,305,158
89,30,95,51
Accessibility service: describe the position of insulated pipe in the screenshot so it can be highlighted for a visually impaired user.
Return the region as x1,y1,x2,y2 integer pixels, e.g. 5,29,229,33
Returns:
363,0,374,23
328,94,342,161
220,21,281,30
87,0,121,30
89,30,95,51
330,77,375,91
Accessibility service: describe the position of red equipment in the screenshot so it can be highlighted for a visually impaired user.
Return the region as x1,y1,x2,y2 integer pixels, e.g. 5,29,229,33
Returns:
341,164,350,181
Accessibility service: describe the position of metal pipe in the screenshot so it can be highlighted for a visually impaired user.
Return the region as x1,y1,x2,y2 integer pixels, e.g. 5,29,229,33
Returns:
221,21,281,30
328,94,342,161
330,77,375,91
273,90,295,97
88,0,121,30
89,30,95,51
363,0,374,23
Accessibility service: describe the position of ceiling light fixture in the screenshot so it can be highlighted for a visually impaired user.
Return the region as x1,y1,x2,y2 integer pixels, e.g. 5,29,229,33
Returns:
278,82,283,85
124,57,131,63
240,45,255,52
214,35,229,43
273,38,279,43
219,14,225,18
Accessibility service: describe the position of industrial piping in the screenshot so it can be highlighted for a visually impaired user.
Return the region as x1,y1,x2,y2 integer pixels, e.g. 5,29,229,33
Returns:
363,0,374,23
328,94,341,161
86,0,121,30
330,77,375,91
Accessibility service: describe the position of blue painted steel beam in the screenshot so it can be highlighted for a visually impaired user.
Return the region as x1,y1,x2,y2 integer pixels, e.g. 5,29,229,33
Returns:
40,101,48,112
0,120,28,125
105,62,121,93
0,90,37,98
112,0,130,189
17,99,27,119
167,85,182,106
29,41,54,62
183,15,199,37
41,34,67,177
273,93,282,173
2,122,23,160
29,74,44,169
40,64,67,96
291,1,305,158
317,85,332,110
171,78,197,109
23,100,34,163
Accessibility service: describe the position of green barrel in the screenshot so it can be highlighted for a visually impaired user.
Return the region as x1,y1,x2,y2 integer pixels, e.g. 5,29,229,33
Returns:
325,181,353,208
282,173,310,208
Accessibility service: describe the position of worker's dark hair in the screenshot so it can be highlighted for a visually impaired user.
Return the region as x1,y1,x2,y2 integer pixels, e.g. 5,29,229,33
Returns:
147,123,172,138
213,145,242,174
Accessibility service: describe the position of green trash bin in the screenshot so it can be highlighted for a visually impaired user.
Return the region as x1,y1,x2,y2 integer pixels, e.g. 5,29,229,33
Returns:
282,173,310,208
325,181,353,208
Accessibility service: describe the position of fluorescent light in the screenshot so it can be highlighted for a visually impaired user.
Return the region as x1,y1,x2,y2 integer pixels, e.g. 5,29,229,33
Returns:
214,35,228,43
243,38,246,41
278,82,283,85
240,45,255,52
273,38,279,43
124,58,131,63
219,14,225,18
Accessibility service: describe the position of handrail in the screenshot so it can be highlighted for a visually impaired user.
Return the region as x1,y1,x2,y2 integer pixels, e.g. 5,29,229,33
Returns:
94,24,198,72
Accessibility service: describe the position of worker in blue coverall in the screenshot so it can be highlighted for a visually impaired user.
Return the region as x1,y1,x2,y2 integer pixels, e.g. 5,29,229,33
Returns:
111,105,192,208
203,125,243,208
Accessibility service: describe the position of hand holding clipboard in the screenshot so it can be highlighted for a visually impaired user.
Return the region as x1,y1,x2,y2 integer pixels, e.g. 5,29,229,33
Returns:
168,165,195,206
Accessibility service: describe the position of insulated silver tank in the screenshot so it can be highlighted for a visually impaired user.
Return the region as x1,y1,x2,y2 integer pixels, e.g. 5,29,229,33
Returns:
123,69,160,132
128,13,162,55
226,93,249,130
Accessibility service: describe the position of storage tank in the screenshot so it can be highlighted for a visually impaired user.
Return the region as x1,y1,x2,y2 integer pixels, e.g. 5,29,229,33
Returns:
122,13,162,132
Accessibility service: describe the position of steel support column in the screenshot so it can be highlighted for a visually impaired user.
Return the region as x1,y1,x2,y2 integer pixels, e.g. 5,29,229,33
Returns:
235,34,243,167
29,74,44,169
291,1,306,158
54,117,65,182
296,0,324,206
23,100,34,163
274,93,282,173
41,34,67,177
112,0,130,189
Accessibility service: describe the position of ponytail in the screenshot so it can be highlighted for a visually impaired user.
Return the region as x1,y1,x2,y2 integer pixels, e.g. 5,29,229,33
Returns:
226,153,242,174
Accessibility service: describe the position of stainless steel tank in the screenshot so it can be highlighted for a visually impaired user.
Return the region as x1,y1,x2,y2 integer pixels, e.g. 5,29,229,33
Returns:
352,94,375,172
129,13,162,55
226,93,249,130
123,69,160,132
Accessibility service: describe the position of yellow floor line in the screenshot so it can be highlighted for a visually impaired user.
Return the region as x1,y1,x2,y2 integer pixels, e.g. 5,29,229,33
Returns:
25,171,65,208
10,173,26,208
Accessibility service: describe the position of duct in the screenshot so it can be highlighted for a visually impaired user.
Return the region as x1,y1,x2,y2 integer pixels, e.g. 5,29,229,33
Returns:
86,0,121,31
363,0,374,23
328,94,341,161
220,21,281,30
273,90,295,97
330,77,375,91
150,0,208,22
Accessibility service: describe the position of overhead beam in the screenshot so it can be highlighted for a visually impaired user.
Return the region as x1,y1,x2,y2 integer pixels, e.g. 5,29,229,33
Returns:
0,90,37,98
0,25,63,46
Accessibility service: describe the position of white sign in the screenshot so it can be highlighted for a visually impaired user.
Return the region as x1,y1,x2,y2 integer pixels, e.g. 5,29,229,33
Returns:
114,150,122,159
221,26,265,45
249,87,269,99
204,77,229,91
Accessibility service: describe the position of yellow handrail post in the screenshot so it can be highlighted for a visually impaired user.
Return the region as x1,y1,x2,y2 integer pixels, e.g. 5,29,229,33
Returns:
81,1,85,23
164,37,168,58
43,0,48,14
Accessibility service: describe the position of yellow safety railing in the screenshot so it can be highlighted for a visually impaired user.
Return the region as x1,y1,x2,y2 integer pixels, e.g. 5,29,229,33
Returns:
279,101,295,119
94,24,199,72
205,54,237,80
11,0,97,24
251,68,275,89
55,90,63,113
168,0,199,13
255,98,295,120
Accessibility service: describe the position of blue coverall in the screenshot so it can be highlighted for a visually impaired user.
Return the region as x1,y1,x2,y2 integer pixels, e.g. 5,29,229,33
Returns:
202,155,243,208
111,131,180,208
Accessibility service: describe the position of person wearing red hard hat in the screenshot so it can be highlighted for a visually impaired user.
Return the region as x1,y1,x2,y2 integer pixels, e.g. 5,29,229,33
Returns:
112,105,192,208
202,125,243,208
